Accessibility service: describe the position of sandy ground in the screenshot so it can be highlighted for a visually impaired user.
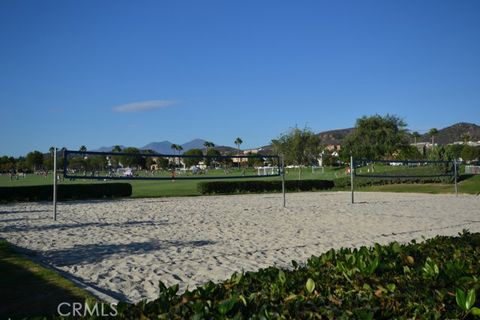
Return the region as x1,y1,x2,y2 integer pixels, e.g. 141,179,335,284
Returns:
1,192,479,303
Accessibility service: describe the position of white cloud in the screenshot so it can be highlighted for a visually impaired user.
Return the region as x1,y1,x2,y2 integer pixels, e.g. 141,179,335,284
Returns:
113,100,177,113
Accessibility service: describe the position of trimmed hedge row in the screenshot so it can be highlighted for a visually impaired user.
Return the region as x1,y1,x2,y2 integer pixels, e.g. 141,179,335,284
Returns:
333,176,453,189
197,180,334,195
0,183,132,203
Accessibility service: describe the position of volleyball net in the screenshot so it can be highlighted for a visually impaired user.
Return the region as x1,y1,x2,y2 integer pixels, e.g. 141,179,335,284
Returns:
62,150,282,180
349,157,458,203
353,159,456,179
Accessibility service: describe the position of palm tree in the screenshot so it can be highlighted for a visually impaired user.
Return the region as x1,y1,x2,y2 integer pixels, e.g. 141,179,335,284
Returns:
176,145,183,154
203,141,215,154
170,144,178,155
428,128,438,146
79,145,87,152
461,132,471,145
176,145,183,167
411,131,421,144
234,137,243,168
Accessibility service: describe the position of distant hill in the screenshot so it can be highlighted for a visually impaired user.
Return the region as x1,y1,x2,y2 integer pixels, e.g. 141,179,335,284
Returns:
316,128,355,145
418,122,480,144
141,141,173,154
95,145,126,152
180,139,207,152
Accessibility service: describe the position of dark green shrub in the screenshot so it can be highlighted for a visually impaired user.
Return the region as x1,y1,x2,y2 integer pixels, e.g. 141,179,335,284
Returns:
197,179,334,194
334,176,454,189
0,183,132,203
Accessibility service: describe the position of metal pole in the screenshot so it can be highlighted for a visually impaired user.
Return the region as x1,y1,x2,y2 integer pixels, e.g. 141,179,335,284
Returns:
281,156,286,208
53,147,57,221
350,155,354,204
454,159,458,196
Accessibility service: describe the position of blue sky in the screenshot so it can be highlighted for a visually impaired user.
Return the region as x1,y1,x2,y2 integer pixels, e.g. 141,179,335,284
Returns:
1,0,479,156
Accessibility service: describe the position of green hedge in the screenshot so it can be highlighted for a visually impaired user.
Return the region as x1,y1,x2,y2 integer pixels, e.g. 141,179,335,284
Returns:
0,183,132,203
113,231,480,319
197,179,334,195
333,176,454,189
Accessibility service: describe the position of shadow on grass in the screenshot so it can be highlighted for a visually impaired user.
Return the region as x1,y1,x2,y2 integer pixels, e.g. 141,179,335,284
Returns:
0,243,90,319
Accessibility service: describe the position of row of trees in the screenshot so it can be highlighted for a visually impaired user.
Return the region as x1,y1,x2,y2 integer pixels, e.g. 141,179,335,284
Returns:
270,115,479,167
2,117,478,172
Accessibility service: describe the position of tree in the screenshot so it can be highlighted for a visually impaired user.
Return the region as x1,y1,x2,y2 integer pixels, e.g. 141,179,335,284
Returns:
156,157,170,169
120,147,145,168
428,128,438,146
445,144,463,160
203,141,215,154
234,137,243,168
234,138,243,155
205,148,221,167
340,114,409,160
26,151,44,172
170,144,178,155
183,149,204,167
272,127,321,166
112,145,122,152
79,145,87,152
461,145,479,162
176,145,183,154
461,132,471,145
411,131,421,144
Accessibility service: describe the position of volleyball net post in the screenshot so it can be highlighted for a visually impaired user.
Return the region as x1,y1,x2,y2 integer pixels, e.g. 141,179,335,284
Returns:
281,155,286,208
53,147,57,221
350,155,354,204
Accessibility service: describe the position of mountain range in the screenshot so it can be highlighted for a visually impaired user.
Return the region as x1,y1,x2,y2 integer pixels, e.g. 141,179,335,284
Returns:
314,122,480,145
95,122,480,154
96,139,237,154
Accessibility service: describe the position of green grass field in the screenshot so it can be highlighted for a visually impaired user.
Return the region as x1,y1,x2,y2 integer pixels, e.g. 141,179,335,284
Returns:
1,166,479,197
0,167,348,197
0,240,94,319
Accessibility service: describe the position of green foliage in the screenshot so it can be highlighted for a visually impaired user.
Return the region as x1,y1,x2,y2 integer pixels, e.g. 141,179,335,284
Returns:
340,114,410,160
272,127,321,166
462,145,480,162
197,179,334,194
155,157,170,169
183,149,204,167
0,183,132,202
204,149,222,167
108,231,480,319
333,175,453,189
26,150,44,171
119,147,145,168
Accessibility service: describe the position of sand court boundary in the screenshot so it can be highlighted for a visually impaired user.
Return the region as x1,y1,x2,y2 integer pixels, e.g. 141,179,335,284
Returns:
1,191,479,303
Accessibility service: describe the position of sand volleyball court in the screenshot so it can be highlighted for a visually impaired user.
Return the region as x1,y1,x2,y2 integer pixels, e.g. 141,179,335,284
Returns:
1,192,479,302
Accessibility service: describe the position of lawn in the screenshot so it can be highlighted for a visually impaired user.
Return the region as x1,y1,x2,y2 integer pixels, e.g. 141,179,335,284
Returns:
1,167,479,197
0,167,348,198
0,240,94,319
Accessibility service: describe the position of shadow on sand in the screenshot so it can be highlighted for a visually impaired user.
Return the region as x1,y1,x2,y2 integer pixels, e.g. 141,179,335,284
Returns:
38,239,216,267
0,220,171,233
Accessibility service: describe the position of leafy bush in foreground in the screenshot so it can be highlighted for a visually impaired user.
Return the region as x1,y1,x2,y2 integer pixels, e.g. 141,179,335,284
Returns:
197,180,334,195
113,231,480,319
0,183,132,202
